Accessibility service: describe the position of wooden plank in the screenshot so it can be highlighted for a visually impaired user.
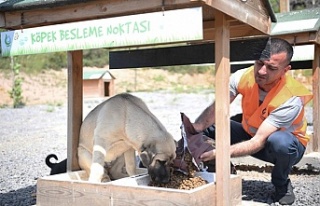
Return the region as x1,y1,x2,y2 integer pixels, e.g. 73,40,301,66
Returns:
214,10,231,206
37,171,241,206
37,171,112,206
37,180,111,206
204,24,265,40
67,50,83,171
206,0,271,34
111,176,241,206
312,44,320,152
2,0,199,29
273,32,319,46
279,0,290,12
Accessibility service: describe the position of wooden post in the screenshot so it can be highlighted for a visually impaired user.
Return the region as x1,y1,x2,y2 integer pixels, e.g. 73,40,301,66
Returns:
312,44,320,152
279,0,290,12
214,10,231,206
67,50,83,171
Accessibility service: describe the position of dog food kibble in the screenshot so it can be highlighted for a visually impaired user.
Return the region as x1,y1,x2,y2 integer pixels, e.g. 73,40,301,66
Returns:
148,171,208,190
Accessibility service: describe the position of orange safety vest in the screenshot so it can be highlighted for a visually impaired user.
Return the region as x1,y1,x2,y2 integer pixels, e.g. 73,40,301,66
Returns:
237,66,313,147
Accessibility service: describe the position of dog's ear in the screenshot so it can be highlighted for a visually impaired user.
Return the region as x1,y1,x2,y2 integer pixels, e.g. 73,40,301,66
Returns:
140,151,151,167
139,144,155,167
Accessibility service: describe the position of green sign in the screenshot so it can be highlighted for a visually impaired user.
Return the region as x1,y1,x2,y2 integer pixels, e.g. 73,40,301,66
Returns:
1,7,203,56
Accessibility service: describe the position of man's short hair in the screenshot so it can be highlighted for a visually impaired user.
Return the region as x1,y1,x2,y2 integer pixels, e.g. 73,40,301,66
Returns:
259,37,293,65
270,38,294,64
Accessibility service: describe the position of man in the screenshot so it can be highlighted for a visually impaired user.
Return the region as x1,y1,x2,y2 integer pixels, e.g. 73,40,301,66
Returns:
192,38,313,205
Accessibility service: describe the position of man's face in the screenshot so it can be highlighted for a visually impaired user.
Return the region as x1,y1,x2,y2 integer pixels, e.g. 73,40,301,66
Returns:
254,52,291,92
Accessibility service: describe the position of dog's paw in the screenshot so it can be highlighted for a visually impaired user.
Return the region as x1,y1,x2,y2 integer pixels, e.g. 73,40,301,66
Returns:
88,174,111,183
88,175,111,183
101,175,112,182
88,176,100,183
89,163,105,183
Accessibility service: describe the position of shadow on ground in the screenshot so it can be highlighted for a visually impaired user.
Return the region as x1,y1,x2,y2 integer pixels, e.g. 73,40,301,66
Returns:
242,179,274,203
0,185,36,206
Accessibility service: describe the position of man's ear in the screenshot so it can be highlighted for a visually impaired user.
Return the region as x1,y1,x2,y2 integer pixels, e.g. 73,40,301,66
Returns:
139,151,151,167
285,65,291,73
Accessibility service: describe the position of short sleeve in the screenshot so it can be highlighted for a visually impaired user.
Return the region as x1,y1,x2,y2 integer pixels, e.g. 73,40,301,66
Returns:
264,97,303,129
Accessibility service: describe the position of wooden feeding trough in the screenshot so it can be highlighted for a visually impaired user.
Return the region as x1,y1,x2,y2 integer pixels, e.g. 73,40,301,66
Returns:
36,169,148,206
37,170,241,206
0,0,276,205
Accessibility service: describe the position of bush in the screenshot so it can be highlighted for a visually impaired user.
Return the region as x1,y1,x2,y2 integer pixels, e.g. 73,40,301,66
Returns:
8,57,25,108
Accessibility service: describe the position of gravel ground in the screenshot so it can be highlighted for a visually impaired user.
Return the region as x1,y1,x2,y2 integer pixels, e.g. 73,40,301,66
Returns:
0,91,319,206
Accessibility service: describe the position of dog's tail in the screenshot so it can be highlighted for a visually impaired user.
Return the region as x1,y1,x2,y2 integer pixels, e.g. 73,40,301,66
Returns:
45,154,58,169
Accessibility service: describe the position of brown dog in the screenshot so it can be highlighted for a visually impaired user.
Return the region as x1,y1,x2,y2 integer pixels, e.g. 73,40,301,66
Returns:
78,93,176,183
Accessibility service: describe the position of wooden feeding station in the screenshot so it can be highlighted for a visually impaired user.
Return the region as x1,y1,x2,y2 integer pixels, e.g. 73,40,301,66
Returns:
0,0,275,205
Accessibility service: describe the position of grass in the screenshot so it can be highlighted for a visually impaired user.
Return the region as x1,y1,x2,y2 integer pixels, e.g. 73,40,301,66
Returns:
0,104,10,108
153,75,165,82
45,101,64,112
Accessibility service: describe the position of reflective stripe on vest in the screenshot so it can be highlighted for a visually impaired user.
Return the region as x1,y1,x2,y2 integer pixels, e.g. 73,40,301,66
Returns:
237,66,313,147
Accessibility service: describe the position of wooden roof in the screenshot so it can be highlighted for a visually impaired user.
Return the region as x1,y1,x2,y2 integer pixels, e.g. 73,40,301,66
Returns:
83,69,115,80
0,0,91,11
271,7,320,45
0,0,275,41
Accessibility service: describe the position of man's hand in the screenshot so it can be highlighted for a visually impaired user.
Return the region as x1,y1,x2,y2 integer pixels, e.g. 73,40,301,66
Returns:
200,149,216,161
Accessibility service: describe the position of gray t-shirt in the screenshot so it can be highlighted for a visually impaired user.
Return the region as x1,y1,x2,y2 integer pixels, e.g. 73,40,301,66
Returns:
229,68,303,130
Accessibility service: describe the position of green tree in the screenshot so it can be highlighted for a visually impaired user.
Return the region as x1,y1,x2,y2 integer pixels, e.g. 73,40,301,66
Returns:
83,48,109,67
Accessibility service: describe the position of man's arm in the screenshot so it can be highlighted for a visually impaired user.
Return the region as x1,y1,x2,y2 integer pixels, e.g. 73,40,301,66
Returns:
193,102,216,132
230,120,277,157
200,120,278,161
193,96,236,132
